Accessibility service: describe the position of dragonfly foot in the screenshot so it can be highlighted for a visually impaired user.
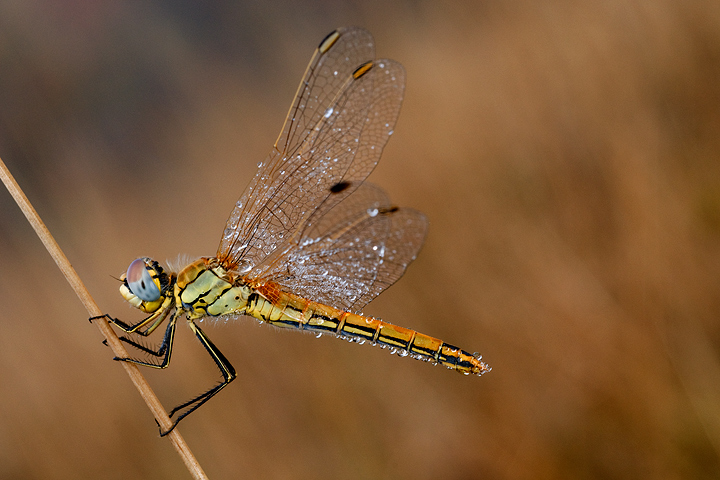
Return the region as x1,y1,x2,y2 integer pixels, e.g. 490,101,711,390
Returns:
155,418,178,437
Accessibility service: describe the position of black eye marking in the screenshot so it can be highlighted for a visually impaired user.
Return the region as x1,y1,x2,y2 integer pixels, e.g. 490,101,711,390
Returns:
330,181,351,193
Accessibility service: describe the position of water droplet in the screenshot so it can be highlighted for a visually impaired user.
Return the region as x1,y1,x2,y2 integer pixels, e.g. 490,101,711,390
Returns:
324,107,334,118
236,261,253,274
315,332,323,339
367,208,378,217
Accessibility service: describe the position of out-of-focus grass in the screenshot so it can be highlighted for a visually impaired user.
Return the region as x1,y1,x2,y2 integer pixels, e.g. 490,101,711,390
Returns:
1,1,720,478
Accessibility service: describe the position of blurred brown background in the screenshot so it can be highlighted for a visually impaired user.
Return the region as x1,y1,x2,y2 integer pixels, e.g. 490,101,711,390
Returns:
1,1,719,478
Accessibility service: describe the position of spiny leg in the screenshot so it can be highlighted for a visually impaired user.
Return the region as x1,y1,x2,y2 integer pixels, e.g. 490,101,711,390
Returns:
113,313,179,369
91,306,171,336
160,319,236,436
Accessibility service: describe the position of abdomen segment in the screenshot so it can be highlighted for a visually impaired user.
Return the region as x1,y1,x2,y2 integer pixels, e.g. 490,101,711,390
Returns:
247,286,490,376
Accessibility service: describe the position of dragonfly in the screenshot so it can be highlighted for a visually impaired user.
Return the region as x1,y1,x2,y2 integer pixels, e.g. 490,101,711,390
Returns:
95,27,490,436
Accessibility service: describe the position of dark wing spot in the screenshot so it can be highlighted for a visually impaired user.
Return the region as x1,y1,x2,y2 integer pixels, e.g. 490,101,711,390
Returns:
330,181,351,193
379,206,400,215
318,29,340,52
352,61,374,79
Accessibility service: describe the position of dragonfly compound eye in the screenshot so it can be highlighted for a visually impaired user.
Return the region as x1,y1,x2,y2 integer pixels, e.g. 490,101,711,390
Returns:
126,257,162,302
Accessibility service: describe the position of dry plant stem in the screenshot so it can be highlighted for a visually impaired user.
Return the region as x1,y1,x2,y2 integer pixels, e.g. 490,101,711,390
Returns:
0,157,209,480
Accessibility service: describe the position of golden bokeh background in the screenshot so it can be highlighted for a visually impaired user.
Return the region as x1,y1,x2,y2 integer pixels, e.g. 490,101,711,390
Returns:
1,1,720,478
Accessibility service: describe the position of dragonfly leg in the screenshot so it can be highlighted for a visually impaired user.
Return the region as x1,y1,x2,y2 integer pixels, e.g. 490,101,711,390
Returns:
112,313,178,369
159,319,236,436
92,305,172,336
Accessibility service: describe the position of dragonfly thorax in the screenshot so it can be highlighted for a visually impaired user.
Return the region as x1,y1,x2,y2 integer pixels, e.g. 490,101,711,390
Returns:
175,258,252,319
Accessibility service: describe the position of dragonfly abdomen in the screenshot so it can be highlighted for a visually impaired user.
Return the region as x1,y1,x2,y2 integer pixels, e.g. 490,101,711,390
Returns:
247,285,490,376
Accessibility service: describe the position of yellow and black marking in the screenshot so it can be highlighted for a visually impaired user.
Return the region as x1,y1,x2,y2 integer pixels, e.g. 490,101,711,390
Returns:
352,61,373,79
246,285,490,376
175,258,249,318
318,29,341,53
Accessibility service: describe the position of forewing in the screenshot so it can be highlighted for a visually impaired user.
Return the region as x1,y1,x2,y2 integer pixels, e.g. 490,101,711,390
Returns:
218,28,405,276
262,183,428,312
275,28,374,162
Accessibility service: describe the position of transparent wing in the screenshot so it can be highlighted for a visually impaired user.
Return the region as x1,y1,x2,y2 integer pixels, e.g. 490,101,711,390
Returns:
217,27,405,277
261,183,428,312
275,28,374,164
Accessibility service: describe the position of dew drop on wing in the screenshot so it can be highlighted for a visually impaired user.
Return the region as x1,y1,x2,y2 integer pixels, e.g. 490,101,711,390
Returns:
237,260,253,274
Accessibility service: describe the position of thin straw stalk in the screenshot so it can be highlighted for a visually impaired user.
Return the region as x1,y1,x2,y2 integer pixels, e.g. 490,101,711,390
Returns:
0,157,209,480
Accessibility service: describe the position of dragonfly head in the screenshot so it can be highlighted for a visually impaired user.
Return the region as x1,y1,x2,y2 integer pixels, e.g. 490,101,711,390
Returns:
119,257,172,314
